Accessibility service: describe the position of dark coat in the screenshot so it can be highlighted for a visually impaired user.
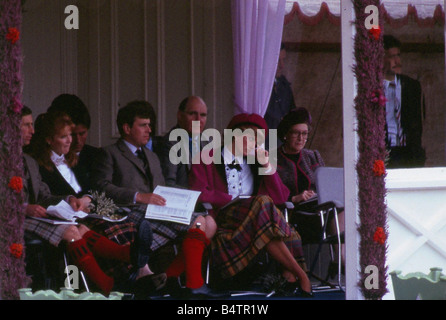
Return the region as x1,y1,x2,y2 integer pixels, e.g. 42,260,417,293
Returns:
264,75,296,131
386,74,425,168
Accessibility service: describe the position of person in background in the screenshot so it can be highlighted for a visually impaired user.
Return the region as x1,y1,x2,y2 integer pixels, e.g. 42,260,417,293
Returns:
158,96,208,189
264,42,296,147
47,94,100,191
383,35,425,168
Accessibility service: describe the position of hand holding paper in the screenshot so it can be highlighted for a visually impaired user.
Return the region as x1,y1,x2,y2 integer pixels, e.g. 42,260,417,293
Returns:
46,200,89,221
145,186,201,225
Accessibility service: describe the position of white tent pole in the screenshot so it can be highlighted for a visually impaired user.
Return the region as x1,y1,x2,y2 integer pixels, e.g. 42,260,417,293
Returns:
341,0,361,300
444,0,446,164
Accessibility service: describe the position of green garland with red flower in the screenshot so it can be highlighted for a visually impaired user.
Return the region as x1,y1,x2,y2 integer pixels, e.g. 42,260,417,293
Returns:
353,0,389,300
0,0,30,300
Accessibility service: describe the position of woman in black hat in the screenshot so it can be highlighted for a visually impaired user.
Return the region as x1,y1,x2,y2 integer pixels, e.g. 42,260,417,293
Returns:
276,108,345,274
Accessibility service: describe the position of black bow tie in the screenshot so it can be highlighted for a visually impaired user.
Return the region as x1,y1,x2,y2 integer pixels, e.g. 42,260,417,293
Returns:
227,161,242,171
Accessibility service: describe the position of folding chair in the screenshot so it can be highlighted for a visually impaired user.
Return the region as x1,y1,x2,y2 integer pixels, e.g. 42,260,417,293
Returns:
24,232,53,290
63,252,90,293
24,232,90,292
289,167,345,292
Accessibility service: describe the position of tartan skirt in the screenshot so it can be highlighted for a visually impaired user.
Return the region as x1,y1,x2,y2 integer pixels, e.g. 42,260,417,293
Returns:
24,217,138,248
125,205,207,252
211,195,305,279
24,216,139,289
24,218,73,247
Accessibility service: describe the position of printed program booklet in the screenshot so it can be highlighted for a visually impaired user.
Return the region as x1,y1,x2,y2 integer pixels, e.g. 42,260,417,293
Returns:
31,200,127,225
145,186,201,225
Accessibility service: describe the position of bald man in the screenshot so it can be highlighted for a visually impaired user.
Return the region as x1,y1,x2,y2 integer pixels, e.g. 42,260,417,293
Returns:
159,96,208,188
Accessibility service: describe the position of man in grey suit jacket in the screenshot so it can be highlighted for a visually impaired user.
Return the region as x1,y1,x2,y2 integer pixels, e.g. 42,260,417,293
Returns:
93,137,165,205
93,101,166,206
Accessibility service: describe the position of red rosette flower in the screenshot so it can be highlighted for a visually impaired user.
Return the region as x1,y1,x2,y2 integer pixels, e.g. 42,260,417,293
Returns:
368,25,381,40
10,243,24,258
373,227,386,245
6,27,20,44
373,160,385,177
8,176,23,193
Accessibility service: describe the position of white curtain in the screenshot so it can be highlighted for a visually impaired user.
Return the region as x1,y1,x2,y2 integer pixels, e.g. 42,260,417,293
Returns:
232,0,287,116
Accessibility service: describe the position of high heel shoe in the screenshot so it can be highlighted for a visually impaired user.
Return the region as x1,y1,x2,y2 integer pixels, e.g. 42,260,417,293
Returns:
296,287,314,298
278,281,313,298
295,282,314,298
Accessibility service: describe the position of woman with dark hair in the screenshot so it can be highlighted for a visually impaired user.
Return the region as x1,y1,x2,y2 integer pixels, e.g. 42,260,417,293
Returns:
188,113,312,297
276,108,345,272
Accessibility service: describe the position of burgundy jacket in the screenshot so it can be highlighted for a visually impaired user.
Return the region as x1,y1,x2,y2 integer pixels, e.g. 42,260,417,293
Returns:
188,150,290,217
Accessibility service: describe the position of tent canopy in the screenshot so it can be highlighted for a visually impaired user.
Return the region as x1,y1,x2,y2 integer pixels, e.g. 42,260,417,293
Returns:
285,0,444,26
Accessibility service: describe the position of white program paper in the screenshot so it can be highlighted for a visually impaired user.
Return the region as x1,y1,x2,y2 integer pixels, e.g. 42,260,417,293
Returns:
145,186,201,225
46,200,89,221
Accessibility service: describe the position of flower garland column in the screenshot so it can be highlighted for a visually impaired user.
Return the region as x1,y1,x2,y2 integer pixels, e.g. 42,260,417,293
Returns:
0,0,30,299
353,0,388,300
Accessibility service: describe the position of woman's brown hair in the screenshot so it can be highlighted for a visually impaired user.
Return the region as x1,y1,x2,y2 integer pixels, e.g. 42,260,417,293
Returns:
27,111,78,171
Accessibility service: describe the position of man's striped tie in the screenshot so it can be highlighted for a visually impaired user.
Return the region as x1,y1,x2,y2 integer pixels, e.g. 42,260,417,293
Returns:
389,81,405,146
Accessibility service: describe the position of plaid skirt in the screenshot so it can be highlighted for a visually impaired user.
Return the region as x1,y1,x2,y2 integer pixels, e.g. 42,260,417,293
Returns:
211,195,305,279
124,205,207,252
24,217,138,284
24,217,137,247
24,218,73,247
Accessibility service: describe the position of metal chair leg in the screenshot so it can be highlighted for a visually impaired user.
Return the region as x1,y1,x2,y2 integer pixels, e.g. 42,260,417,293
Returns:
63,252,90,292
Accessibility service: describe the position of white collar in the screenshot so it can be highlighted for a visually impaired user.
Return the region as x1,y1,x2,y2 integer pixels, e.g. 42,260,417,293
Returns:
384,75,399,87
50,151,66,166
123,139,140,155
223,146,244,165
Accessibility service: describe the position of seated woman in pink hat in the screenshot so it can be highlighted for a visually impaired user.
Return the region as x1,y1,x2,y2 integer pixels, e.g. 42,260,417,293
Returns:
188,113,312,297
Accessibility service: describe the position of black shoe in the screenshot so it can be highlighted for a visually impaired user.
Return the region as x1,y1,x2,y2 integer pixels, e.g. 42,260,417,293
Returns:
162,277,190,299
295,282,314,298
278,281,299,297
133,273,167,300
276,280,313,298
296,287,314,298
188,284,229,300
